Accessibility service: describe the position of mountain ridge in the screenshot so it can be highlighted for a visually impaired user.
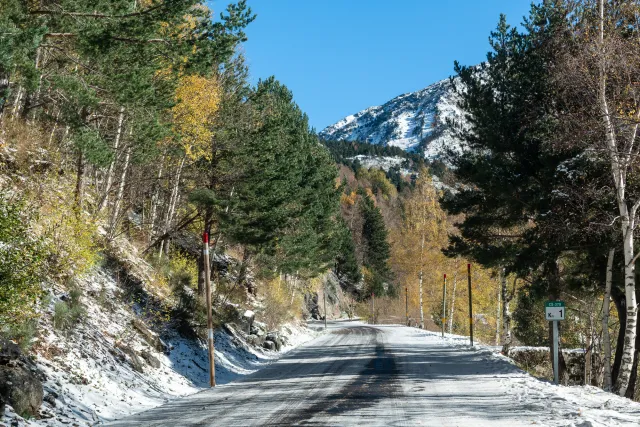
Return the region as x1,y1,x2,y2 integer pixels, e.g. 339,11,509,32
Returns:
319,77,464,160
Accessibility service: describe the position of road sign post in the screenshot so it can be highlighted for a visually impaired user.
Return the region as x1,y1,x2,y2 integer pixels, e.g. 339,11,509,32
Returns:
545,301,565,385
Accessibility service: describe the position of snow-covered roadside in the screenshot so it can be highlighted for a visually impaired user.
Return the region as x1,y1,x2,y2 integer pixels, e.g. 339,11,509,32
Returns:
402,327,640,427
1,268,317,427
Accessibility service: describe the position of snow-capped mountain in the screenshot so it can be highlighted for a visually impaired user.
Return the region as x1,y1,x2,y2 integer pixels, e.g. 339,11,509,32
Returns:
320,78,464,160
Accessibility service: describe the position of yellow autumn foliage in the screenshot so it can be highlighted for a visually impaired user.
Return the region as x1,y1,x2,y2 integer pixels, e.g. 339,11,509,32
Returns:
172,74,221,161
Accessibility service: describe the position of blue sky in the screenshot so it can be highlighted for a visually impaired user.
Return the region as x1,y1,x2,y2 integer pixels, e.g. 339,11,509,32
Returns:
208,1,533,130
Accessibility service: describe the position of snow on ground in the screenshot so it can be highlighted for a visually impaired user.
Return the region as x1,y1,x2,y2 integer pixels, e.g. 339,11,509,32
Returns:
0,268,317,427
399,327,640,427
346,155,410,173
104,320,640,426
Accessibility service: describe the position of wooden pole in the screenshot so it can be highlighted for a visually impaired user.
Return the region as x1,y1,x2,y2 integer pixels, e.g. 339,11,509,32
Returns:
442,274,447,338
323,285,327,330
372,292,375,325
405,286,409,326
203,233,215,387
468,263,474,346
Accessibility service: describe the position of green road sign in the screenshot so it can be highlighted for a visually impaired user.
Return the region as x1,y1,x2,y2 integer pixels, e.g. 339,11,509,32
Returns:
545,301,565,307
545,301,565,320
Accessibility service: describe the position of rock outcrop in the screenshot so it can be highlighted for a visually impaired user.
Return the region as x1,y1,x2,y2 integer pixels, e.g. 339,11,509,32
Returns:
0,340,44,417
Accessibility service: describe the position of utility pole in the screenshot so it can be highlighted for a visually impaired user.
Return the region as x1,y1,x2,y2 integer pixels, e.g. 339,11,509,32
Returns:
467,263,474,346
442,274,447,338
323,285,327,330
371,292,375,325
203,233,215,387
405,286,409,326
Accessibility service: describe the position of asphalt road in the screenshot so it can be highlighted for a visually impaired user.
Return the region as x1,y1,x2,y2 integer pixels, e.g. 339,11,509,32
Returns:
106,321,542,426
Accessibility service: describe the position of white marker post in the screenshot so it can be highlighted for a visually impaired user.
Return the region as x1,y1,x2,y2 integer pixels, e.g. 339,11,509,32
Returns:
545,301,565,385
203,233,215,387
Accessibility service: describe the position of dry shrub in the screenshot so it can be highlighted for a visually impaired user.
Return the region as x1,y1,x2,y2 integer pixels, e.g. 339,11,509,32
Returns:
31,175,98,279
260,277,301,331
2,120,99,281
0,121,54,169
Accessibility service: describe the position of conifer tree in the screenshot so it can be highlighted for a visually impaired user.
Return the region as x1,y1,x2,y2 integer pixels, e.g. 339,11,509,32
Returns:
443,6,578,378
218,77,342,282
359,190,393,297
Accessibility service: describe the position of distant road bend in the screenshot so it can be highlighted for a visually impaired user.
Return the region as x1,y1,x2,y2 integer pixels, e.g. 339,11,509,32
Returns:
108,321,563,426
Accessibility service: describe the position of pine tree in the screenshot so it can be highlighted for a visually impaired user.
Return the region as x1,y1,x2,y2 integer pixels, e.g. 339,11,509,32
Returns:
218,77,343,282
335,217,360,280
443,7,579,379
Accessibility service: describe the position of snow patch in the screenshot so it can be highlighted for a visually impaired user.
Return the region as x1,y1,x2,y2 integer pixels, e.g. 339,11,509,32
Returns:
0,268,316,427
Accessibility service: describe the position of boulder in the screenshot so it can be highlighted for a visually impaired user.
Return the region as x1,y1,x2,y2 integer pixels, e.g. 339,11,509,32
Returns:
265,332,282,351
250,321,267,338
241,310,255,334
140,351,161,369
0,340,21,365
0,364,43,417
116,344,144,373
43,393,56,407
131,319,168,353
245,334,262,346
262,340,276,351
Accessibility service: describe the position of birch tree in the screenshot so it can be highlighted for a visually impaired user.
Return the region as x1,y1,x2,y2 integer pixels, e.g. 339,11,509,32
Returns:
555,0,640,396
603,248,615,391
394,167,447,329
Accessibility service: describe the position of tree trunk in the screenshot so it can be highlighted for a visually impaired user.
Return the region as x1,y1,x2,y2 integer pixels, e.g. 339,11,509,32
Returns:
585,310,593,386
418,225,426,329
603,248,615,391
22,47,43,123
598,0,638,396
626,350,639,400
0,72,10,119
496,274,502,346
615,212,638,396
626,285,640,399
74,149,85,210
612,292,627,384
236,247,250,290
149,156,165,241
501,269,513,353
48,111,61,145
418,271,424,329
161,156,186,256
108,146,131,239
98,106,125,213
11,85,23,119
